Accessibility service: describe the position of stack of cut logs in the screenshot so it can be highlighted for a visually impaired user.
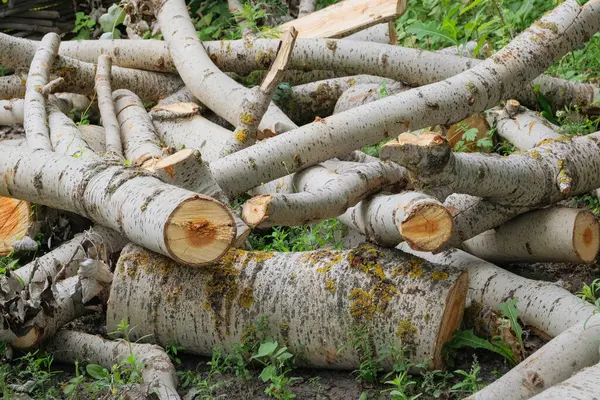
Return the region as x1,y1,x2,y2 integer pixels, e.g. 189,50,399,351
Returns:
0,0,600,398
0,0,76,38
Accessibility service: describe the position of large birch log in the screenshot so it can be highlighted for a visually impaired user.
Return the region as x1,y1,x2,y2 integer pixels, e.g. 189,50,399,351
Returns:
242,161,409,227
209,0,600,197
108,243,468,370
0,146,236,266
46,330,180,400
0,33,182,102
24,32,60,151
528,362,600,400
278,0,406,38
399,244,600,400
380,130,600,206
462,207,600,264
151,0,298,138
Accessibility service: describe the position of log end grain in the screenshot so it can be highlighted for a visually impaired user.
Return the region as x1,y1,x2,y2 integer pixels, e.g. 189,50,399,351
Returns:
0,197,32,256
400,201,453,252
241,194,273,227
573,210,600,263
165,196,236,266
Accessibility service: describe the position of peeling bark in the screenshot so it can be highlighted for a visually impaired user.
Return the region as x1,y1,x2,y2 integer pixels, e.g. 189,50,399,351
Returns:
107,243,468,370
211,1,600,196
46,330,180,400
95,55,123,160
339,192,453,251
24,32,60,151
0,146,236,266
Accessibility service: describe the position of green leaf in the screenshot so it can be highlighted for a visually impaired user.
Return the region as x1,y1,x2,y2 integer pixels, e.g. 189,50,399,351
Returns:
406,21,458,46
498,298,524,345
462,128,479,142
259,365,277,382
99,4,125,33
251,340,279,359
86,364,110,380
444,330,517,365
460,0,486,16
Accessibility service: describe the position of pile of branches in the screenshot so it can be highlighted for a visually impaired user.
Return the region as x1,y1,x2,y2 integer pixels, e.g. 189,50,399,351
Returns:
0,0,600,398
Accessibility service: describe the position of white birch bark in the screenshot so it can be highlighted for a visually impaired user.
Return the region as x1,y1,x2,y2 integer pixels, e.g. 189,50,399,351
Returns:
46,330,180,400
108,243,468,370
113,89,164,166
48,96,97,159
333,81,407,113
77,124,108,154
339,192,453,251
95,55,123,160
345,23,396,44
0,98,24,125
242,161,409,228
24,32,60,151
210,0,600,197
297,0,316,18
399,244,600,400
380,131,600,206
151,0,297,137
462,207,600,263
0,74,27,100
528,362,600,399
0,33,182,102
487,102,561,149
0,146,236,266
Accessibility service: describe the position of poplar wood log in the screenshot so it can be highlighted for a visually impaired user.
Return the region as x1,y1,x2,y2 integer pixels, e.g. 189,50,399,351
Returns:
0,146,236,266
46,330,180,400
95,55,123,160
107,243,468,370
528,362,600,399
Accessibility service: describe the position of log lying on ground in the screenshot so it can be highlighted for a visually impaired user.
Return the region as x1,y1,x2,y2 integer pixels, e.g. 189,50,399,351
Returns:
0,146,236,266
528,362,600,399
48,96,97,159
108,243,468,370
333,81,407,113
46,330,180,400
462,207,600,263
0,197,33,255
380,130,600,205
95,55,123,160
486,101,561,149
338,192,453,251
0,33,182,102
210,0,600,197
278,0,406,38
24,32,59,151
242,161,409,228
113,89,164,166
399,244,600,400
14,226,127,287
345,23,397,44
152,0,297,138
0,74,28,100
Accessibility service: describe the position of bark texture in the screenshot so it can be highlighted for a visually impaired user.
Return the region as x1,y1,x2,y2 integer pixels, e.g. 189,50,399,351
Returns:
108,243,468,370
46,330,180,400
462,207,600,263
24,32,60,151
528,362,600,399
211,0,600,196
48,96,97,159
95,55,123,160
0,146,236,266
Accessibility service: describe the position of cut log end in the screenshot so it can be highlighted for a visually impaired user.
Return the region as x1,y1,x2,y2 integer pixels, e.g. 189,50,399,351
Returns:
0,197,32,256
396,131,446,146
432,270,468,370
13,326,43,350
241,195,273,227
574,210,600,263
165,197,236,266
400,202,453,252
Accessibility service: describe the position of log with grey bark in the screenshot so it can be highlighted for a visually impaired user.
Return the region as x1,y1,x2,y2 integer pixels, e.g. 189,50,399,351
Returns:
209,0,600,197
333,81,407,114
0,146,236,266
48,96,97,159
528,361,600,399
151,0,297,138
242,161,409,228
107,243,468,370
46,330,180,400
486,101,561,150
380,131,600,206
113,89,164,167
338,192,453,251
24,32,60,151
95,55,123,160
400,244,600,400
462,207,600,263
0,33,182,102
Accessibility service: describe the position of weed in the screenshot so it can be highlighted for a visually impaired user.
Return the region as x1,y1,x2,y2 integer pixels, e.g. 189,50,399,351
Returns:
578,279,600,303
165,341,186,365
73,12,96,40
251,339,300,399
451,356,484,395
249,219,345,251
382,370,421,400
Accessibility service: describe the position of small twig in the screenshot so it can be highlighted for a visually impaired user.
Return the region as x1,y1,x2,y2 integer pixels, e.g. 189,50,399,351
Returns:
41,77,64,96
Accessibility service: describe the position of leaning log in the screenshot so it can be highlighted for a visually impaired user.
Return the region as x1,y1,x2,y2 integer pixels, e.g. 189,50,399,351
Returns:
107,243,468,370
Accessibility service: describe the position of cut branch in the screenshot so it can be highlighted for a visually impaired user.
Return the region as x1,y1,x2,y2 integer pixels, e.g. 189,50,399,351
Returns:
0,146,236,266
108,243,468,370
24,32,60,151
48,95,96,159
46,330,180,400
95,55,123,160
